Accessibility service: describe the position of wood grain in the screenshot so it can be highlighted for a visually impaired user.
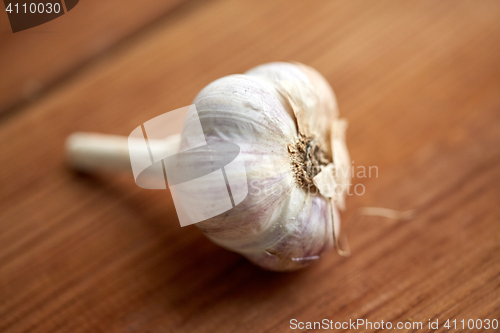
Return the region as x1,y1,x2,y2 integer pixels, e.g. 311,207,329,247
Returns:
0,0,190,115
0,1,499,332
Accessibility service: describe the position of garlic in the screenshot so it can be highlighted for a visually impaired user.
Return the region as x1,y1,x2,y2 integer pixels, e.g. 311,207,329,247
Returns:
66,62,351,271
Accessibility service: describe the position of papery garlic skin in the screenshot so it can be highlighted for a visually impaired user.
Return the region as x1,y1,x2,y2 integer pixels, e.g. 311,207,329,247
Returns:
179,62,350,271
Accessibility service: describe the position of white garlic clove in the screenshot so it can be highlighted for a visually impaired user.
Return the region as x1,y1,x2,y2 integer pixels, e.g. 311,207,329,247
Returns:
182,62,350,271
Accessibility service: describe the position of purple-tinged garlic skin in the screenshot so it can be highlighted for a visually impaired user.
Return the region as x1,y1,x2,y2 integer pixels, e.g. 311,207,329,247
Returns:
179,62,348,271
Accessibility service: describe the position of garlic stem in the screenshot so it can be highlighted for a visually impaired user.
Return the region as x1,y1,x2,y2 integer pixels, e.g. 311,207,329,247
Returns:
65,132,181,173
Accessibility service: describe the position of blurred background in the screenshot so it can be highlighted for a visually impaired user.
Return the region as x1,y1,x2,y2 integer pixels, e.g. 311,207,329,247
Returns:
0,1,499,332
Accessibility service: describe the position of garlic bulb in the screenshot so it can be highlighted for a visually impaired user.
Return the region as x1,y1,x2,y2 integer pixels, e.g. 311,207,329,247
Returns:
182,62,351,271
66,62,351,272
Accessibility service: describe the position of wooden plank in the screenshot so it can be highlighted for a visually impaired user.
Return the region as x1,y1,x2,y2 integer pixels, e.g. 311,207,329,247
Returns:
0,0,499,332
0,0,192,115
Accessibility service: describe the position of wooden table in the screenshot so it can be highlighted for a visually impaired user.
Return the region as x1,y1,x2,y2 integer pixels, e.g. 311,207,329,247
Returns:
1,1,499,332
